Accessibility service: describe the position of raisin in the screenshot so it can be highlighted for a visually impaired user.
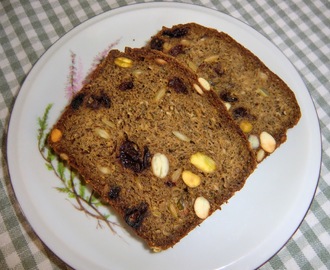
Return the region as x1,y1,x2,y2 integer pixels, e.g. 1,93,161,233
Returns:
168,77,188,94
163,27,189,38
142,146,151,169
169,44,185,56
150,38,164,51
125,202,148,229
200,62,224,75
87,92,111,109
118,81,134,91
165,180,176,187
220,92,238,103
119,139,150,173
232,107,249,119
108,186,121,200
213,63,225,76
99,93,111,108
71,93,85,110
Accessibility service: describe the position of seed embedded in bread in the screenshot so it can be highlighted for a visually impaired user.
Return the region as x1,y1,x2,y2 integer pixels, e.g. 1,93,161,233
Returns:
171,168,183,182
151,153,170,178
194,197,210,219
260,131,276,153
257,149,266,162
190,152,216,173
172,130,191,142
193,83,204,95
97,165,112,175
95,127,110,139
182,170,201,188
114,57,133,68
239,120,253,133
155,58,167,65
198,77,211,91
248,134,260,149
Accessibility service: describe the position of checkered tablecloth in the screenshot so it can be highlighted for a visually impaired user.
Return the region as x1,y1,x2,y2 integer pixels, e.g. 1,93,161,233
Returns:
1,0,329,269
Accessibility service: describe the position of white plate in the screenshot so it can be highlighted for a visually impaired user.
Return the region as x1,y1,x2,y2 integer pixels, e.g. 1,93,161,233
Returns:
7,2,321,270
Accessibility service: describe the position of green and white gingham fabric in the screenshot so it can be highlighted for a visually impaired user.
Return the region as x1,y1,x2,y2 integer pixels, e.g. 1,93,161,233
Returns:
1,0,329,269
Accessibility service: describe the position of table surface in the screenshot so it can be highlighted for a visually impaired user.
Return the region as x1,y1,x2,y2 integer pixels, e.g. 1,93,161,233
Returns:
1,0,329,269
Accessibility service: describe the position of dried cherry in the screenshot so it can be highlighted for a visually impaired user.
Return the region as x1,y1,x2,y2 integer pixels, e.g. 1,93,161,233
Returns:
165,180,176,187
142,146,151,169
108,186,121,200
118,81,134,91
220,92,238,103
169,44,185,56
168,77,188,94
150,37,164,51
232,107,248,119
163,27,189,38
71,93,85,110
87,92,111,109
213,63,225,76
125,202,148,229
119,139,151,173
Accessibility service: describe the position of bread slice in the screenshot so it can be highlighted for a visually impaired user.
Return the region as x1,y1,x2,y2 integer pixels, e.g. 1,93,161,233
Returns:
48,47,256,251
147,23,301,162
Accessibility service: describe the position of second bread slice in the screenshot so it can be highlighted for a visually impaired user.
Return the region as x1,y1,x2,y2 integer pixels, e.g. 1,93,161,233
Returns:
147,23,301,162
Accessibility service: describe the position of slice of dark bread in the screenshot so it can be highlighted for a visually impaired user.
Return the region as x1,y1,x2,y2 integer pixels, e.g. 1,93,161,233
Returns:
48,47,256,251
147,23,301,162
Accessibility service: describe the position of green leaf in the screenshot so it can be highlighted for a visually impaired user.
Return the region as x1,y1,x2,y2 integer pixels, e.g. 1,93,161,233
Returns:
67,178,72,189
37,103,53,143
94,202,104,207
45,163,53,171
79,185,86,198
68,192,76,199
70,170,76,179
90,196,99,203
47,148,55,162
57,161,65,179
55,187,70,193
103,214,111,220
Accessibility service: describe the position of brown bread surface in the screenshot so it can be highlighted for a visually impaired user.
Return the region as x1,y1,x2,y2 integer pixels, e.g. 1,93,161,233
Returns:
48,47,256,251
147,23,301,162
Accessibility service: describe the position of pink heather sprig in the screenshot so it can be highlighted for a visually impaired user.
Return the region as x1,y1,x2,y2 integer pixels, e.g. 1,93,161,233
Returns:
65,51,84,100
83,38,122,84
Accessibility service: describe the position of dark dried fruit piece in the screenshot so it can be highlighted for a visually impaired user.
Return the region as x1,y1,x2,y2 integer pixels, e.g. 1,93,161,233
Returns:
99,94,111,108
169,44,185,56
232,107,248,119
119,140,142,172
119,139,151,173
142,146,151,169
198,62,225,79
165,180,176,187
220,92,238,103
150,37,164,51
108,186,121,200
87,92,111,109
125,202,148,229
168,77,188,94
163,27,189,38
213,63,225,76
118,81,134,91
71,93,85,110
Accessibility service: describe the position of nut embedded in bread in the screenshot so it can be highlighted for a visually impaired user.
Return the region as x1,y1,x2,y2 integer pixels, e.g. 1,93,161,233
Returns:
48,47,256,251
147,23,301,162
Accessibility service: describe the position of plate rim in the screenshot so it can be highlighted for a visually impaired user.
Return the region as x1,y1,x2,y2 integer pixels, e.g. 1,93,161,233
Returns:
6,2,322,270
